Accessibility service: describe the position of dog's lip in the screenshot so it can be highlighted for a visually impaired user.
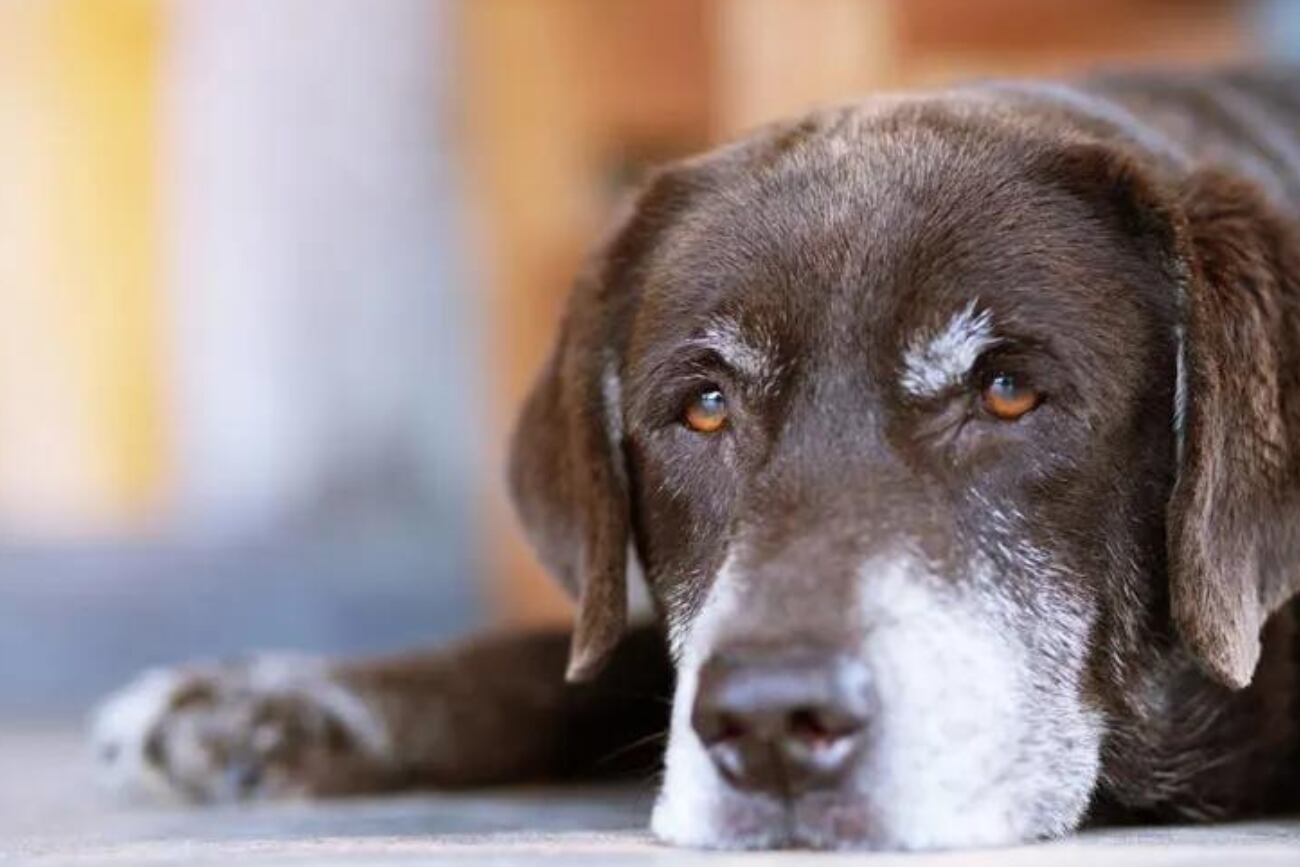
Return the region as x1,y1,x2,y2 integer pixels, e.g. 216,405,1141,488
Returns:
693,784,879,851
701,786,1024,852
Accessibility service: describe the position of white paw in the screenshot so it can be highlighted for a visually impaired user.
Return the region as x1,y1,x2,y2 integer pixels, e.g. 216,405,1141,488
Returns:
90,656,391,803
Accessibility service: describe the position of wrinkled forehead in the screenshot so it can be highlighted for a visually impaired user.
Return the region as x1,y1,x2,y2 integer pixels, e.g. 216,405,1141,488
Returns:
627,132,1148,387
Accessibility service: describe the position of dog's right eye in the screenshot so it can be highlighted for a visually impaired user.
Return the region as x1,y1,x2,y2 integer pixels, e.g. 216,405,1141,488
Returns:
981,372,1040,421
683,388,728,433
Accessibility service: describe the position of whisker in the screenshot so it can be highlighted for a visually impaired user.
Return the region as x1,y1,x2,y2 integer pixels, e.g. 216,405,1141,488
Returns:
596,728,670,767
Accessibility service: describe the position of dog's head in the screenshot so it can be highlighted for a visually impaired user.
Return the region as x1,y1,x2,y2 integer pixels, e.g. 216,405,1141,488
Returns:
509,95,1300,850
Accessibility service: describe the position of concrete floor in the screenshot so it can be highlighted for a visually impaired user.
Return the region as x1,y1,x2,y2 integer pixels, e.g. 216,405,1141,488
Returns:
5,728,1300,867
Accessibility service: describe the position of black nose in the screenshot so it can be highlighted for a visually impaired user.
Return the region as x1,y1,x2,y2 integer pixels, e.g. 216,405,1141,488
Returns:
691,648,871,796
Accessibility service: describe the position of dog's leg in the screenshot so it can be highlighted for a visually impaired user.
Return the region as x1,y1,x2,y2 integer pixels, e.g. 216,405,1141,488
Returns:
92,624,672,803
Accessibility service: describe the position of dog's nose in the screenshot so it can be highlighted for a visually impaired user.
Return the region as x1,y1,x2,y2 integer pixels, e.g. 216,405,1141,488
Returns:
691,649,871,795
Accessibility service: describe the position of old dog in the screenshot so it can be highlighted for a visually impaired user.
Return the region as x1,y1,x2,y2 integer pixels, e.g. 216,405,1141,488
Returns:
95,67,1300,851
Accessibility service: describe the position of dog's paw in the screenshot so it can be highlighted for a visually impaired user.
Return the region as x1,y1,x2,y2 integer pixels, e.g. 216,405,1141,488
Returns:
90,656,391,803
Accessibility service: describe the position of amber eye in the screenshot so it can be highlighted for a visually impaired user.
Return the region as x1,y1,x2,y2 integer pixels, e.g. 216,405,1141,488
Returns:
683,388,728,433
982,372,1039,420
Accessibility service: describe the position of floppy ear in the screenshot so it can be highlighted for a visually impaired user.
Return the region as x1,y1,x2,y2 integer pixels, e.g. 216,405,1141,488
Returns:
1167,169,1300,689
507,171,694,682
1042,141,1300,688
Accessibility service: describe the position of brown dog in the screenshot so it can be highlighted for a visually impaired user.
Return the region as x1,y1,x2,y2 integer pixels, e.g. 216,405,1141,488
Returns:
94,67,1300,851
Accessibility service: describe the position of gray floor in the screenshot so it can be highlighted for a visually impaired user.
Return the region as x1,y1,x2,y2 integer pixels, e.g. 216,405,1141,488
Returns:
5,728,1300,867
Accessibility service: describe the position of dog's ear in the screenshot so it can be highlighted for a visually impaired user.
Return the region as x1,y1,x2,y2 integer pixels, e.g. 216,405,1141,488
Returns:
1166,168,1300,689
507,170,697,682
1041,141,1300,688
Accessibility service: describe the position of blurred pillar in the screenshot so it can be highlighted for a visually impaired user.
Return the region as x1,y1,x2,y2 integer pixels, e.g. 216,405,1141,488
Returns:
164,0,476,542
0,0,167,536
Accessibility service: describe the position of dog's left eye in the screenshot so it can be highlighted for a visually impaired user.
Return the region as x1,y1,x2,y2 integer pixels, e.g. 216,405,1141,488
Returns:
981,372,1040,421
683,388,728,433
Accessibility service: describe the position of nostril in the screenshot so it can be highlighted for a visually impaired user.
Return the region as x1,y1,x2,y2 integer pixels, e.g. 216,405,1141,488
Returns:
785,707,826,743
715,713,747,743
787,706,864,747
780,707,832,748
692,703,744,746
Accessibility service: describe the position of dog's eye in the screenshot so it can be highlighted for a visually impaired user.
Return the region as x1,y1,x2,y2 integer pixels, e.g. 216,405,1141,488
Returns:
683,388,728,433
982,372,1039,421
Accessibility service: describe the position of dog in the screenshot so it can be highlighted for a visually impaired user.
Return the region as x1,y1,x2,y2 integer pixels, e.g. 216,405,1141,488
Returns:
93,67,1300,851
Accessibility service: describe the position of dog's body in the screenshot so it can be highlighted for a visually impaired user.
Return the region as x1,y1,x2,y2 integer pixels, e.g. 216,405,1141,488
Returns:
95,67,1300,850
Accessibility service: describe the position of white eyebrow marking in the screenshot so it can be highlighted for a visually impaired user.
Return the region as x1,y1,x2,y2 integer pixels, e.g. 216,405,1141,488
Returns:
899,300,997,397
693,318,774,381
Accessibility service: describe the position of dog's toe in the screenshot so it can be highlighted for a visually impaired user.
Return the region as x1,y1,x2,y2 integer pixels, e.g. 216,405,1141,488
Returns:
90,657,390,803
92,666,193,802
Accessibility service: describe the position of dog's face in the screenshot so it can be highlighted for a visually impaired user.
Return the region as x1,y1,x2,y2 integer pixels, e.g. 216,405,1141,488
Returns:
510,97,1300,850
624,106,1178,850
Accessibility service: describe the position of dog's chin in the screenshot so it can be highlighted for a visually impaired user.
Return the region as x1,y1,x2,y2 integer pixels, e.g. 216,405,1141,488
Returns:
650,793,870,851
649,736,1090,852
650,787,1065,852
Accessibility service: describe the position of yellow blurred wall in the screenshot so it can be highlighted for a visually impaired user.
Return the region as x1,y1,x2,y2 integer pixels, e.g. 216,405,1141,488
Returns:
0,0,166,535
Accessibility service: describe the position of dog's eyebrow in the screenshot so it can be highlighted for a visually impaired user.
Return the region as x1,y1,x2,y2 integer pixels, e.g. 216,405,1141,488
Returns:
899,300,997,397
690,318,774,381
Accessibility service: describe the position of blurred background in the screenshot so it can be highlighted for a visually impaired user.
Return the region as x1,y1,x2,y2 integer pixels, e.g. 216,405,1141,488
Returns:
1,0,1298,720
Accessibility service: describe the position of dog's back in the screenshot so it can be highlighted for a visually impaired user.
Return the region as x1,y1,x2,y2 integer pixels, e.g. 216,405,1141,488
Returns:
1088,68,1300,208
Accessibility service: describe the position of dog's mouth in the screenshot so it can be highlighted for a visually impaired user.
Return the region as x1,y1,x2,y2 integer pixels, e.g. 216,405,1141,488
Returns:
653,783,1038,852
742,794,894,852
709,800,868,852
